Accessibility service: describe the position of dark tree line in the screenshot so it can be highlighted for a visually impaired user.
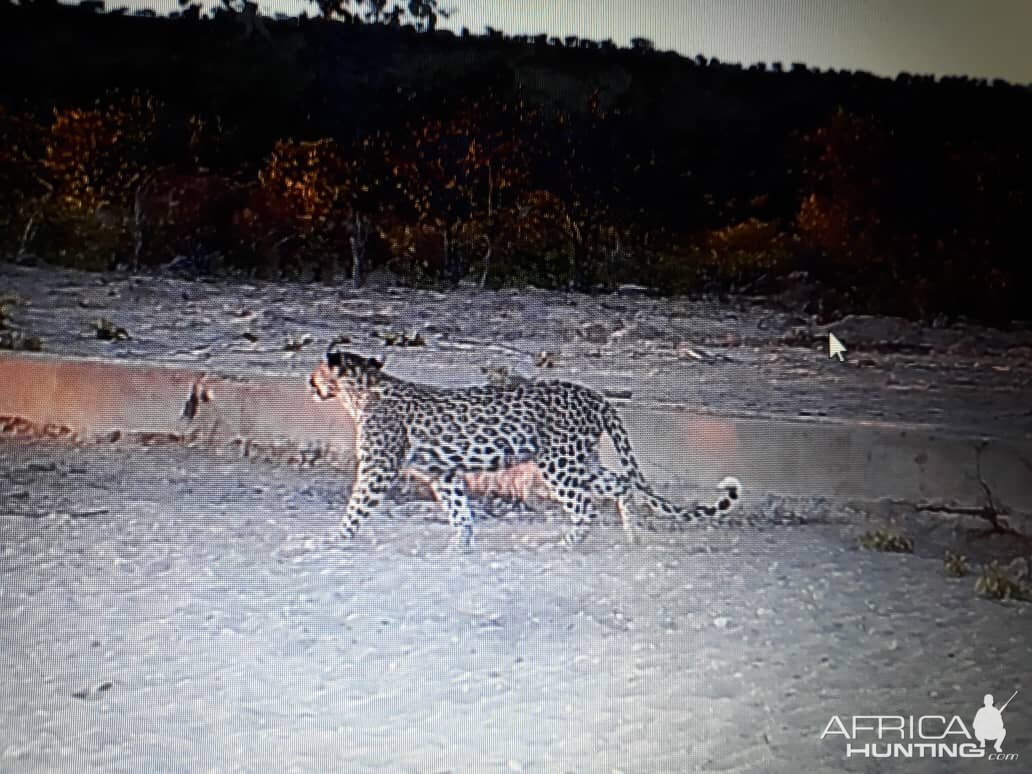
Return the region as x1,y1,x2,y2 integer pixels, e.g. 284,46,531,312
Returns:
1,0,1031,325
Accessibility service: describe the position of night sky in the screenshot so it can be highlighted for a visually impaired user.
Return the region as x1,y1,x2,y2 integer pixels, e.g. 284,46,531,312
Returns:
135,0,1032,85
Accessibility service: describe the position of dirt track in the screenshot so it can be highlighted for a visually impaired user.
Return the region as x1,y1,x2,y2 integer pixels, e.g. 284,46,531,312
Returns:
1,441,1030,773
2,262,1032,771
3,261,1031,440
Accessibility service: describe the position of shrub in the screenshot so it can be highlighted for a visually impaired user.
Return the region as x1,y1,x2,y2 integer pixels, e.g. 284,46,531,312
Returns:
259,138,354,230
44,97,157,213
258,138,359,278
795,109,886,268
132,168,244,269
944,550,969,577
702,217,797,280
18,93,160,268
378,219,447,284
975,561,1030,602
859,528,914,553
0,107,48,255
647,218,796,294
473,190,578,287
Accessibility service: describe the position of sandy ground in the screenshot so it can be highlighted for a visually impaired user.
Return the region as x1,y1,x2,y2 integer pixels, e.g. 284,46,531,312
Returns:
1,440,1030,773
2,261,1032,440
2,262,1032,772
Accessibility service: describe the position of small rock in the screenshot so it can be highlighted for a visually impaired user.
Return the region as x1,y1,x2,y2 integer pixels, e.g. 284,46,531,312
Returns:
616,284,649,296
535,350,559,368
94,318,131,341
72,681,114,700
578,322,611,345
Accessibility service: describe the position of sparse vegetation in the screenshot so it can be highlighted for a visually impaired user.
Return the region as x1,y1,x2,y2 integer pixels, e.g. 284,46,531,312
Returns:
975,561,1031,602
535,350,559,368
93,318,130,341
0,295,41,350
283,333,315,351
376,330,426,347
943,550,969,577
0,331,43,352
859,528,914,553
0,296,16,329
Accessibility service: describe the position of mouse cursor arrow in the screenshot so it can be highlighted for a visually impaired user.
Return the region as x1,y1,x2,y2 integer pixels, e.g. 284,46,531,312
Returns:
829,333,846,361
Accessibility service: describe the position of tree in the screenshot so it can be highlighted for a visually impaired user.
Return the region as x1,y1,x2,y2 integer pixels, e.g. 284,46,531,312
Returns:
310,0,446,30
796,108,886,268
386,104,529,283
258,138,367,281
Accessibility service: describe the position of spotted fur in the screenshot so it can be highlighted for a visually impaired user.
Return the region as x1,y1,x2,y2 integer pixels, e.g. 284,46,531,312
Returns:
310,349,741,547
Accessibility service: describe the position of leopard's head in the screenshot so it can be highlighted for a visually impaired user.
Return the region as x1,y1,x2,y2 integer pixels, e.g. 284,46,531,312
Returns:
309,348,385,405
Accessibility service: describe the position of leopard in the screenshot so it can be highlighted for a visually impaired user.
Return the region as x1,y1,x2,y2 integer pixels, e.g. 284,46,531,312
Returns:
310,348,741,547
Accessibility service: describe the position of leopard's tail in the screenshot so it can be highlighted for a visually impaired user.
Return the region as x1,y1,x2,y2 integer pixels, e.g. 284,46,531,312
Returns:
602,403,741,520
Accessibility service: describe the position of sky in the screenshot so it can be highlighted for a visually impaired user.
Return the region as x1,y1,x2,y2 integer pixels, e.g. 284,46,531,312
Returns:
143,0,1032,85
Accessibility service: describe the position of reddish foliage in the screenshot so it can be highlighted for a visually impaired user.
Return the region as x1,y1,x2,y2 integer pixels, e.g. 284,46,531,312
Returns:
796,110,886,265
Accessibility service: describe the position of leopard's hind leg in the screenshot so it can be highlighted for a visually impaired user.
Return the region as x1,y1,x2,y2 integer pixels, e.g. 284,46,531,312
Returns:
430,469,476,548
584,464,640,542
535,456,601,546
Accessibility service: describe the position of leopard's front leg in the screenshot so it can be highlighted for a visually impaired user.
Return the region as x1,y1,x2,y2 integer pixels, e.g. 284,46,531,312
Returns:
341,421,403,540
